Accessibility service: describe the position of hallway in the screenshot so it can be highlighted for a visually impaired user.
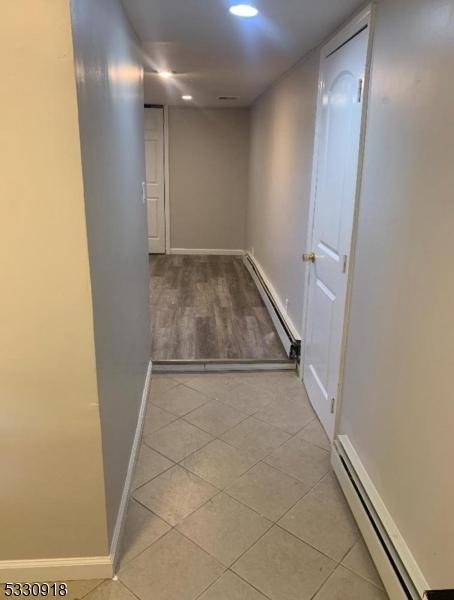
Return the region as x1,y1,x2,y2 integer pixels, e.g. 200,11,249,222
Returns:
73,372,387,600
150,255,288,361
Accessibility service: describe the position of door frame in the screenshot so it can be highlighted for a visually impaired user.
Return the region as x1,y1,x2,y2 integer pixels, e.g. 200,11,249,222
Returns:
163,105,171,254
300,4,376,437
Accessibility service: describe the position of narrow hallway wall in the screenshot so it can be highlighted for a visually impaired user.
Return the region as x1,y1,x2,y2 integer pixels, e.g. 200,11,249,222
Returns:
246,52,319,336
71,0,151,545
339,0,454,588
0,0,108,561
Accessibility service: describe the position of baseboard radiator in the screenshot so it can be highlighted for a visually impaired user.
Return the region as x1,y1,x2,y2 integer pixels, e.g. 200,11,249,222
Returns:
332,436,448,600
243,254,300,360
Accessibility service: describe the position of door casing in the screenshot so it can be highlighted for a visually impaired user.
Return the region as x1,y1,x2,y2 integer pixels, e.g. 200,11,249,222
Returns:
144,106,171,254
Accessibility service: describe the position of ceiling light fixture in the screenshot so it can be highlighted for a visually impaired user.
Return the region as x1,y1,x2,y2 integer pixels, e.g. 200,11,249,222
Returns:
229,4,259,17
157,70,173,78
182,95,193,101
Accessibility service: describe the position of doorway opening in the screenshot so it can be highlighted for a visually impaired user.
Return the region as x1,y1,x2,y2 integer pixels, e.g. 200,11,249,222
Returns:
144,107,296,370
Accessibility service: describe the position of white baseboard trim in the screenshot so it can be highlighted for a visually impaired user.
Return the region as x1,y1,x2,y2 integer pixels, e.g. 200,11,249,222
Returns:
243,253,301,357
109,360,152,569
169,248,244,256
0,556,112,583
332,435,429,600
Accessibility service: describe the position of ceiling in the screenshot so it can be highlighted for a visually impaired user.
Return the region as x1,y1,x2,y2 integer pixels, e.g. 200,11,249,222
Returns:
122,0,364,107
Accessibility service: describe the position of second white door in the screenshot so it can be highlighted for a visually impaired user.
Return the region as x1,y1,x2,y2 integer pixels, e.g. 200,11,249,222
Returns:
303,21,370,440
144,107,166,254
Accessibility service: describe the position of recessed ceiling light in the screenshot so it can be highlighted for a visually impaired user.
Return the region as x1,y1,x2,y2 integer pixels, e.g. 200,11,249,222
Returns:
157,71,173,78
182,95,193,101
229,4,259,17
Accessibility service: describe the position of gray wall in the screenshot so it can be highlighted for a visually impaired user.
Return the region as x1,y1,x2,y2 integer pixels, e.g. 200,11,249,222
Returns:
339,0,454,588
71,0,150,544
246,52,319,335
169,108,250,251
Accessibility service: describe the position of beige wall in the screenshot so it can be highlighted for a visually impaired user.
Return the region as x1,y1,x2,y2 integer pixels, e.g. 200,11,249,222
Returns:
0,0,108,560
339,0,454,588
169,108,250,251
71,0,151,544
246,52,319,335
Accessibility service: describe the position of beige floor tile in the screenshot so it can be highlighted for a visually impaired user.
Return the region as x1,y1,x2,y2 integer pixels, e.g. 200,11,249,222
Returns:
176,373,240,398
133,465,218,526
216,382,277,415
313,566,389,600
220,417,291,461
226,462,307,521
150,375,180,397
279,473,359,561
297,418,331,451
132,444,174,490
118,500,170,566
144,419,213,462
82,580,137,600
241,372,308,396
232,526,336,600
342,539,384,590
118,530,224,600
151,384,209,417
198,571,268,599
177,493,271,566
184,399,248,436
181,439,258,489
264,436,331,487
143,404,177,436
254,396,315,434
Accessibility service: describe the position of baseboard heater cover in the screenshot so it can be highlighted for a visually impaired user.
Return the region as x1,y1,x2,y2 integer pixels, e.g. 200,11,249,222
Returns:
332,435,433,600
243,254,301,360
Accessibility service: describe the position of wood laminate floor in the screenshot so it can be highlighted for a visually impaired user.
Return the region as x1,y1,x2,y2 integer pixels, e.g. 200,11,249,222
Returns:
149,255,288,361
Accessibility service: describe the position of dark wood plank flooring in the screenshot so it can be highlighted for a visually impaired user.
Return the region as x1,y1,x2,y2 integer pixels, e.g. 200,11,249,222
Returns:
149,255,288,360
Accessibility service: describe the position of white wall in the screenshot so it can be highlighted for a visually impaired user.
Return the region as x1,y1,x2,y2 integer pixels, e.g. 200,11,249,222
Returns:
339,0,454,588
71,0,151,545
0,0,108,560
247,52,319,335
169,108,250,251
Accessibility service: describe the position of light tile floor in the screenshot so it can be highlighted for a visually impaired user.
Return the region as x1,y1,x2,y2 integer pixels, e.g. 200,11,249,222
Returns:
77,372,389,600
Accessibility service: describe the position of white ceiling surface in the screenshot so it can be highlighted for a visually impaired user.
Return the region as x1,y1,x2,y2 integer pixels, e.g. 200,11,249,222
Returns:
122,0,364,107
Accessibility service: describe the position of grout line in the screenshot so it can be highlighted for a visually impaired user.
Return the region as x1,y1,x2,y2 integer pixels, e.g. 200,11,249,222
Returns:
78,579,106,599
340,563,386,592
140,438,177,463
228,569,274,600
308,565,338,600
130,458,176,493
273,522,344,564
192,567,228,600
115,519,171,572
180,406,252,439
130,496,179,528
117,577,151,600
174,506,275,572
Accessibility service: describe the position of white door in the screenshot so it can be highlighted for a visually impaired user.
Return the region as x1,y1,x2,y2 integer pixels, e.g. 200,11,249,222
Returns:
144,107,166,253
303,26,369,440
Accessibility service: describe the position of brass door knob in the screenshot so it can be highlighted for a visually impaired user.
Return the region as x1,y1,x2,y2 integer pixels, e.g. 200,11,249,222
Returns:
302,252,316,263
